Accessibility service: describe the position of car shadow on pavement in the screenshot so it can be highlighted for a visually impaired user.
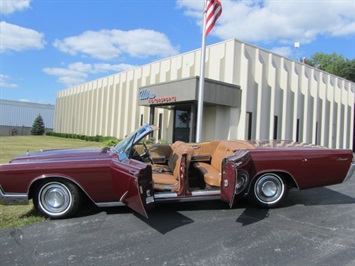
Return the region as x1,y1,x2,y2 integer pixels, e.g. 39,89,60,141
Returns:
236,207,270,226
135,210,194,235
74,185,355,226
284,186,355,207
76,199,229,219
235,186,355,227
133,200,230,234
76,204,133,218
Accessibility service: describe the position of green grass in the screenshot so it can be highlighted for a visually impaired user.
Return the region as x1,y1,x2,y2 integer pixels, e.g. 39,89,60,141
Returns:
0,136,102,229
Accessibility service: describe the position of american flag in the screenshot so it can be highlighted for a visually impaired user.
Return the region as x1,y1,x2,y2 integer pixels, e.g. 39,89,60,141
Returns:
205,0,222,35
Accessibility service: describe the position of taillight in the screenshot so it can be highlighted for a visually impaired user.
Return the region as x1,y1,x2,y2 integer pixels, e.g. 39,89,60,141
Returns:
222,159,237,188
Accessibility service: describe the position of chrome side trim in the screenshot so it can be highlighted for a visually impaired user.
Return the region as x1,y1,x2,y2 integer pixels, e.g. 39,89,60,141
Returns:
119,191,128,202
154,192,178,199
343,162,355,183
155,195,220,203
153,190,219,200
95,202,126,207
93,190,222,206
191,190,220,196
0,186,29,205
154,190,220,203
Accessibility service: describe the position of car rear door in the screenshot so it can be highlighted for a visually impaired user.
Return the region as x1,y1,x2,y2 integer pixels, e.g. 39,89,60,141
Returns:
111,158,155,218
220,158,237,208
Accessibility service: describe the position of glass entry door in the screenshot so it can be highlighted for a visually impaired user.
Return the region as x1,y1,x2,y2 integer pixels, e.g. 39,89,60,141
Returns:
173,105,191,142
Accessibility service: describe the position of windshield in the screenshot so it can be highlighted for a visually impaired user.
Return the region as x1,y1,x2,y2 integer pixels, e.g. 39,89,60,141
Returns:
112,124,155,157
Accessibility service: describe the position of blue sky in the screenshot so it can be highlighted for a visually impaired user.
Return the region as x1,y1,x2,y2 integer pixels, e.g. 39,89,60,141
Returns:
1,0,354,105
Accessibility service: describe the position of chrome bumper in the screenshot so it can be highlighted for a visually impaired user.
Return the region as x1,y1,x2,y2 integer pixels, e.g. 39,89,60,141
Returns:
0,185,29,205
343,162,355,183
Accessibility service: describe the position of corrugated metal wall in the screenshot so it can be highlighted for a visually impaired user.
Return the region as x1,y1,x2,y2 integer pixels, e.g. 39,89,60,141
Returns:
54,39,355,149
0,100,55,128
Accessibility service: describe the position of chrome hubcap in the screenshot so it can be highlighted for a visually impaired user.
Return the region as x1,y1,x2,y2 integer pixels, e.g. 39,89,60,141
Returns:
255,174,284,204
46,189,65,208
261,181,277,197
39,182,72,215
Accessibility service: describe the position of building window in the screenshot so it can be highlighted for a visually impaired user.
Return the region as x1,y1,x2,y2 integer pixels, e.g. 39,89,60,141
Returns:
246,112,253,140
140,114,144,126
158,113,163,140
273,115,278,140
296,119,300,142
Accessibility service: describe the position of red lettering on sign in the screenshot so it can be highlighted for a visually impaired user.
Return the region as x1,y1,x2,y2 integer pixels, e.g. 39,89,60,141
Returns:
148,96,177,104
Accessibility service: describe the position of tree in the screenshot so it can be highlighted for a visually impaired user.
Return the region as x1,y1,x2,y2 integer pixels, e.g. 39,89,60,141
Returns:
31,115,45,135
341,59,355,82
306,52,355,82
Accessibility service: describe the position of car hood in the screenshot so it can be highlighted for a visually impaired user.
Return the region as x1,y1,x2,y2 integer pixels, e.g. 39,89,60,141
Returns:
9,147,112,164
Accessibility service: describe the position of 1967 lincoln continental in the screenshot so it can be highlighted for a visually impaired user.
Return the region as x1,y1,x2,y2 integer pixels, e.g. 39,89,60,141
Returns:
0,124,354,219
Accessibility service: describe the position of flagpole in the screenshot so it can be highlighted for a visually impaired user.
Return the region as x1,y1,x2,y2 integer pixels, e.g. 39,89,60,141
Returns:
196,0,208,143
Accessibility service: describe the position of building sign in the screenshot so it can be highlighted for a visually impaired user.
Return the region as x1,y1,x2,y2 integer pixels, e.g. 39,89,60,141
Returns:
139,89,156,101
139,88,177,105
148,96,177,104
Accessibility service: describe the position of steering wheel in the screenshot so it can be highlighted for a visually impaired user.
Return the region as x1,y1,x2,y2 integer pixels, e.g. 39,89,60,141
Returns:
141,142,154,164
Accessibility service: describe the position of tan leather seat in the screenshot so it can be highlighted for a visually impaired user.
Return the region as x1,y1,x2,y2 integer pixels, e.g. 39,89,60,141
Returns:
152,142,193,192
152,141,185,173
194,140,255,187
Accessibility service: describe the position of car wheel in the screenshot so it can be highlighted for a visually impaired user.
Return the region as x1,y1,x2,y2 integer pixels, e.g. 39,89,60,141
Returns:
34,179,81,219
249,173,288,208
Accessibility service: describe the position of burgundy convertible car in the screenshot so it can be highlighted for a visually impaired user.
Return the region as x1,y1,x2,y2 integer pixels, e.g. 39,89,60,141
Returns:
0,124,354,219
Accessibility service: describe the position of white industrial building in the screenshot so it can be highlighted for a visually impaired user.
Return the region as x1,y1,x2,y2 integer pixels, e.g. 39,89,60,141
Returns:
0,100,55,136
54,39,355,150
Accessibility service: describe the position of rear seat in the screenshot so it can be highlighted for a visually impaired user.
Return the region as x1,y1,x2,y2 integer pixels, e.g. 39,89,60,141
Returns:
152,141,193,192
194,140,254,187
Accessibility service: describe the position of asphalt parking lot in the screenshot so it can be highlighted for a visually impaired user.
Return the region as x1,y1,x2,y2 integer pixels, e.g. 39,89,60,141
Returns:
1,177,354,266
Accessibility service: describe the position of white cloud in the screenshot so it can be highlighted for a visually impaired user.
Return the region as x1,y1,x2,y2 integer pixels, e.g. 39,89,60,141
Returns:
0,0,31,15
53,29,179,60
19,99,31,102
0,74,18,88
43,62,136,87
43,66,89,87
0,21,46,53
91,63,136,73
67,62,93,73
177,0,355,44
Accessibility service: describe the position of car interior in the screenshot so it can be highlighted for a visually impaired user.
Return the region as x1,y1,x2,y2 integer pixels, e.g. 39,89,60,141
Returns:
133,139,255,194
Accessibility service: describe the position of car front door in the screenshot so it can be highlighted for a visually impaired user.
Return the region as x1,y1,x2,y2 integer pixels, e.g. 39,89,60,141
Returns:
111,158,155,218
220,158,237,208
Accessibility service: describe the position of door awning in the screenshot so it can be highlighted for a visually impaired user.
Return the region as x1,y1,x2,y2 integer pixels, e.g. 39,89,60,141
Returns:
138,76,241,108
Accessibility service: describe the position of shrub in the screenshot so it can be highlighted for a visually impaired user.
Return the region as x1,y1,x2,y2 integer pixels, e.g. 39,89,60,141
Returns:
46,132,120,146
104,138,120,147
